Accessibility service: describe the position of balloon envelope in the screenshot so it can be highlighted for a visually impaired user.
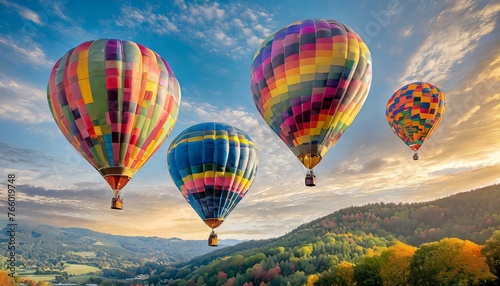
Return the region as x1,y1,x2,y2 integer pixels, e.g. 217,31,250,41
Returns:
48,39,181,195
167,122,259,229
386,82,446,153
250,19,372,170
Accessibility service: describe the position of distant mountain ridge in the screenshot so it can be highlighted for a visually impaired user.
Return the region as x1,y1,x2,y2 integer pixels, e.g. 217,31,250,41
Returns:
0,224,241,267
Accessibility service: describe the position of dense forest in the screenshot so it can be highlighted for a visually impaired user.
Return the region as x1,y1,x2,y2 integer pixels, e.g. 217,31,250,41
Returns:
149,184,500,285
1,184,499,285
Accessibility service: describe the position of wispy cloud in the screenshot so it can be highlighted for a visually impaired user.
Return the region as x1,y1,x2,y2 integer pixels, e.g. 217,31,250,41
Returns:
0,75,53,123
0,140,102,189
15,183,211,239
0,0,43,24
113,2,275,58
399,0,499,85
0,36,53,67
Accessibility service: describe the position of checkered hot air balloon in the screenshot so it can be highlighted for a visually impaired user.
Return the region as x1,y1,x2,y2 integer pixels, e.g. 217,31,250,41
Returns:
47,39,181,210
385,82,446,160
250,19,372,186
167,122,259,246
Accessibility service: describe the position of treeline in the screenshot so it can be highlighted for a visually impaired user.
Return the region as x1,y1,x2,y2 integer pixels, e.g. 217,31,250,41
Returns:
2,185,498,285
300,184,500,246
148,231,499,285
141,185,499,285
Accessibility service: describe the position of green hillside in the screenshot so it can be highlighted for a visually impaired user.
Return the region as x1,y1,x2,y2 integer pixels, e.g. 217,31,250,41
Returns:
1,185,498,285
155,184,500,285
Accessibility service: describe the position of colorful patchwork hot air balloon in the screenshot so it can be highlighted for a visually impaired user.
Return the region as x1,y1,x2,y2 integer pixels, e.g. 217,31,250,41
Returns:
167,122,259,246
250,19,372,186
47,39,181,209
385,82,446,160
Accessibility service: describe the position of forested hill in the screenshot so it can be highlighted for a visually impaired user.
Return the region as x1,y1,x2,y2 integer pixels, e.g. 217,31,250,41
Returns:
182,184,499,268
299,183,500,245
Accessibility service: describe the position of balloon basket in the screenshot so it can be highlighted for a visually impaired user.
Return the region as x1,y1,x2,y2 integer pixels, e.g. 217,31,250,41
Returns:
208,230,218,247
413,153,419,160
305,174,316,187
111,197,123,210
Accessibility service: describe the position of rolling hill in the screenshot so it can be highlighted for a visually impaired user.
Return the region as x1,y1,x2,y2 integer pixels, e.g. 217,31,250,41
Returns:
0,224,240,268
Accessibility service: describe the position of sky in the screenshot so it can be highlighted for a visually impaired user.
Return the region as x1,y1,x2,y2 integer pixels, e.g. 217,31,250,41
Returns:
0,0,499,241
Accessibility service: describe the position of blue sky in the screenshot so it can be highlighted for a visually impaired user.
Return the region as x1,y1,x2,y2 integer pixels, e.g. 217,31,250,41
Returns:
0,0,499,240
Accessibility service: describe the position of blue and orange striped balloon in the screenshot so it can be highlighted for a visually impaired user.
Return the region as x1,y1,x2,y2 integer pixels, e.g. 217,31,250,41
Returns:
47,39,181,202
167,122,259,229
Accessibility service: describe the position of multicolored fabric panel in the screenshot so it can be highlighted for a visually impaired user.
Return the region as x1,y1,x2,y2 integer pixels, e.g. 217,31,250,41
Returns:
386,82,446,151
250,19,372,169
167,122,259,229
47,39,181,191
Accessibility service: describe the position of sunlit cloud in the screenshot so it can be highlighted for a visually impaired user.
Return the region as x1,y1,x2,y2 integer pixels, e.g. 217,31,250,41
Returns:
399,0,499,85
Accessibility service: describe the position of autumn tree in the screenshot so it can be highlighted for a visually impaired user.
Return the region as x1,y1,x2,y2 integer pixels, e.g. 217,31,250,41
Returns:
316,262,359,285
0,271,16,286
379,241,416,286
409,238,494,285
306,273,319,286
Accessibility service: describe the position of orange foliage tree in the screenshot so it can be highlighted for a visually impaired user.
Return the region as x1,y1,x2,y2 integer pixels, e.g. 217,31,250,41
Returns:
379,241,417,286
409,237,495,285
0,271,16,286
335,261,354,286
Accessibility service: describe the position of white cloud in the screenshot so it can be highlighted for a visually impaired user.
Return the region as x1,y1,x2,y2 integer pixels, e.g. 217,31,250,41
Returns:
1,0,43,24
19,8,42,24
0,36,53,67
0,75,52,123
50,1,70,21
174,0,187,10
197,2,225,20
242,9,258,22
115,5,179,34
114,2,276,58
401,26,413,37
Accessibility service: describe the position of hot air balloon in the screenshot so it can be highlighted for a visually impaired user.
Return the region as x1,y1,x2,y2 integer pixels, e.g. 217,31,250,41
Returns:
167,122,258,246
47,39,181,209
385,82,446,160
250,19,372,186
